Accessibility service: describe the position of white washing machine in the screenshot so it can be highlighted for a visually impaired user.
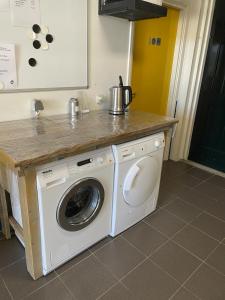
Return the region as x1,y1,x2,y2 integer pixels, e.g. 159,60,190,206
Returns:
110,133,165,237
36,147,114,275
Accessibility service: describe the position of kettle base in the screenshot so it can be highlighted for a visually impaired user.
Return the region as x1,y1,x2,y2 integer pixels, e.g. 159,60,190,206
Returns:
109,110,125,116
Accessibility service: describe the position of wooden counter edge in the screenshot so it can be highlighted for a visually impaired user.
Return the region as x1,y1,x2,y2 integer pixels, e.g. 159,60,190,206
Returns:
15,123,177,170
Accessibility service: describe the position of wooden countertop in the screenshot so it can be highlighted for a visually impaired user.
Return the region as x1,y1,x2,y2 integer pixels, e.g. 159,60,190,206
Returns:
0,110,178,169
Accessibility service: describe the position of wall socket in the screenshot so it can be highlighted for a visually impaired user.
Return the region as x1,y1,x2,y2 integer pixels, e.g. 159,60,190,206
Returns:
96,95,104,105
149,37,162,46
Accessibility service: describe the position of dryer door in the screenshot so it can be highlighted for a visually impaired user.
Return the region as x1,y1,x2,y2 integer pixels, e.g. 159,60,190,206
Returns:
123,155,160,207
57,178,104,231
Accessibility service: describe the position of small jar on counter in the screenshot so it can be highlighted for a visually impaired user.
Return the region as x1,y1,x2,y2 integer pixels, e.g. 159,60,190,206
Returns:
69,98,80,117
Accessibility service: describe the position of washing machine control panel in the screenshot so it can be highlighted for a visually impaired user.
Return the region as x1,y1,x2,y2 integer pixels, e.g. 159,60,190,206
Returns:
70,154,113,173
37,148,114,189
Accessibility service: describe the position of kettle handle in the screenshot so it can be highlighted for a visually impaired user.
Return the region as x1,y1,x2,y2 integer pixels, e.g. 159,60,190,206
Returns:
123,86,133,109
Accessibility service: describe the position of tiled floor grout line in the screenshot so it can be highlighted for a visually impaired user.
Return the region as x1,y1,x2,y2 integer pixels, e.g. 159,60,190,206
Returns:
0,256,25,273
146,221,192,245
94,166,223,298
145,209,225,279
179,286,202,300
147,205,224,252
161,169,224,205
179,220,220,242
143,219,182,240
89,235,132,290
54,251,93,276
144,211,210,299
183,175,225,212
145,210,204,239
149,258,202,300
91,250,121,282
21,274,60,300
174,194,209,210
122,221,172,255
190,173,214,181
162,164,194,179
171,238,217,265
117,214,204,295
91,242,142,298
189,173,215,189
21,211,222,300
200,239,225,278
55,245,127,300
146,218,198,254
146,205,166,217
149,256,182,285
161,167,208,188
190,180,225,203
120,234,148,257
167,188,225,224
21,248,118,300
148,257,183,288
0,273,14,300
95,281,119,300
93,244,148,295
90,235,121,254
189,221,223,242
54,236,122,277
92,247,139,295
201,210,225,224
145,207,225,276
94,173,224,300
167,268,203,299
165,202,225,236
57,273,78,300
168,239,225,300
118,256,149,283
203,260,225,279
163,202,203,224
158,199,176,209
146,197,187,223
168,285,202,300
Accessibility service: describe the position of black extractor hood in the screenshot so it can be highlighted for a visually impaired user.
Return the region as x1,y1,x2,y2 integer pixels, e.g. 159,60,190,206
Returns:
99,0,167,21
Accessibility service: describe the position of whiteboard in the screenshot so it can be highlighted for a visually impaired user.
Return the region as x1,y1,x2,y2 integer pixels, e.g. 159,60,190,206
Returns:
0,0,87,92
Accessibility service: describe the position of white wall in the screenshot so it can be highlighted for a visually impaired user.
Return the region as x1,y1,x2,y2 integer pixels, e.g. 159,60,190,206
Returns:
0,0,130,122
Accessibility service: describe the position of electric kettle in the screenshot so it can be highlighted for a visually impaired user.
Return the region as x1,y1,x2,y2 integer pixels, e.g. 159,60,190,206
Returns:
109,76,133,115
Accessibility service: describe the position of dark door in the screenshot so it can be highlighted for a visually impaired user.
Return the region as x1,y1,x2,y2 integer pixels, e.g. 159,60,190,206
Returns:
189,0,225,172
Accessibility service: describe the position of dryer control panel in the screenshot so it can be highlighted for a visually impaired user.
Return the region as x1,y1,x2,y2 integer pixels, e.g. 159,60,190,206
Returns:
113,133,165,163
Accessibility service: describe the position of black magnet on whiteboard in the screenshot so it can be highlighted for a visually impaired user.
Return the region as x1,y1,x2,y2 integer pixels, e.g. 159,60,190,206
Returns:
33,24,41,34
46,34,54,43
29,58,37,67
33,40,41,49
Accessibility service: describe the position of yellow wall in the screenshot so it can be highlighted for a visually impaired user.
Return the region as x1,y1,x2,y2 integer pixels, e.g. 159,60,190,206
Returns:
131,7,179,115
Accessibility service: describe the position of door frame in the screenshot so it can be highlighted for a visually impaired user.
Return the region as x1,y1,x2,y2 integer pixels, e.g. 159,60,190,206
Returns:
126,0,216,161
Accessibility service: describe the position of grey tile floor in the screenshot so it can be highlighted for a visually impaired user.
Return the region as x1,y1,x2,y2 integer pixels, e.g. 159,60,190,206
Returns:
0,160,225,299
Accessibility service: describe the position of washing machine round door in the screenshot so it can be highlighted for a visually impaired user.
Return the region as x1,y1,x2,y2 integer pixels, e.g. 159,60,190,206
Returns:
123,155,160,207
57,178,104,231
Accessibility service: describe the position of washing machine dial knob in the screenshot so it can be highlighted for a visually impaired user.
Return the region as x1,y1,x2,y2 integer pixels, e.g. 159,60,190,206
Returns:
154,140,160,148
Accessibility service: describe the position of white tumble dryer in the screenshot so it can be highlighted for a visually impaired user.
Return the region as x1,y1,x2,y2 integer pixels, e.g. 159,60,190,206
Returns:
110,133,165,237
36,147,114,275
